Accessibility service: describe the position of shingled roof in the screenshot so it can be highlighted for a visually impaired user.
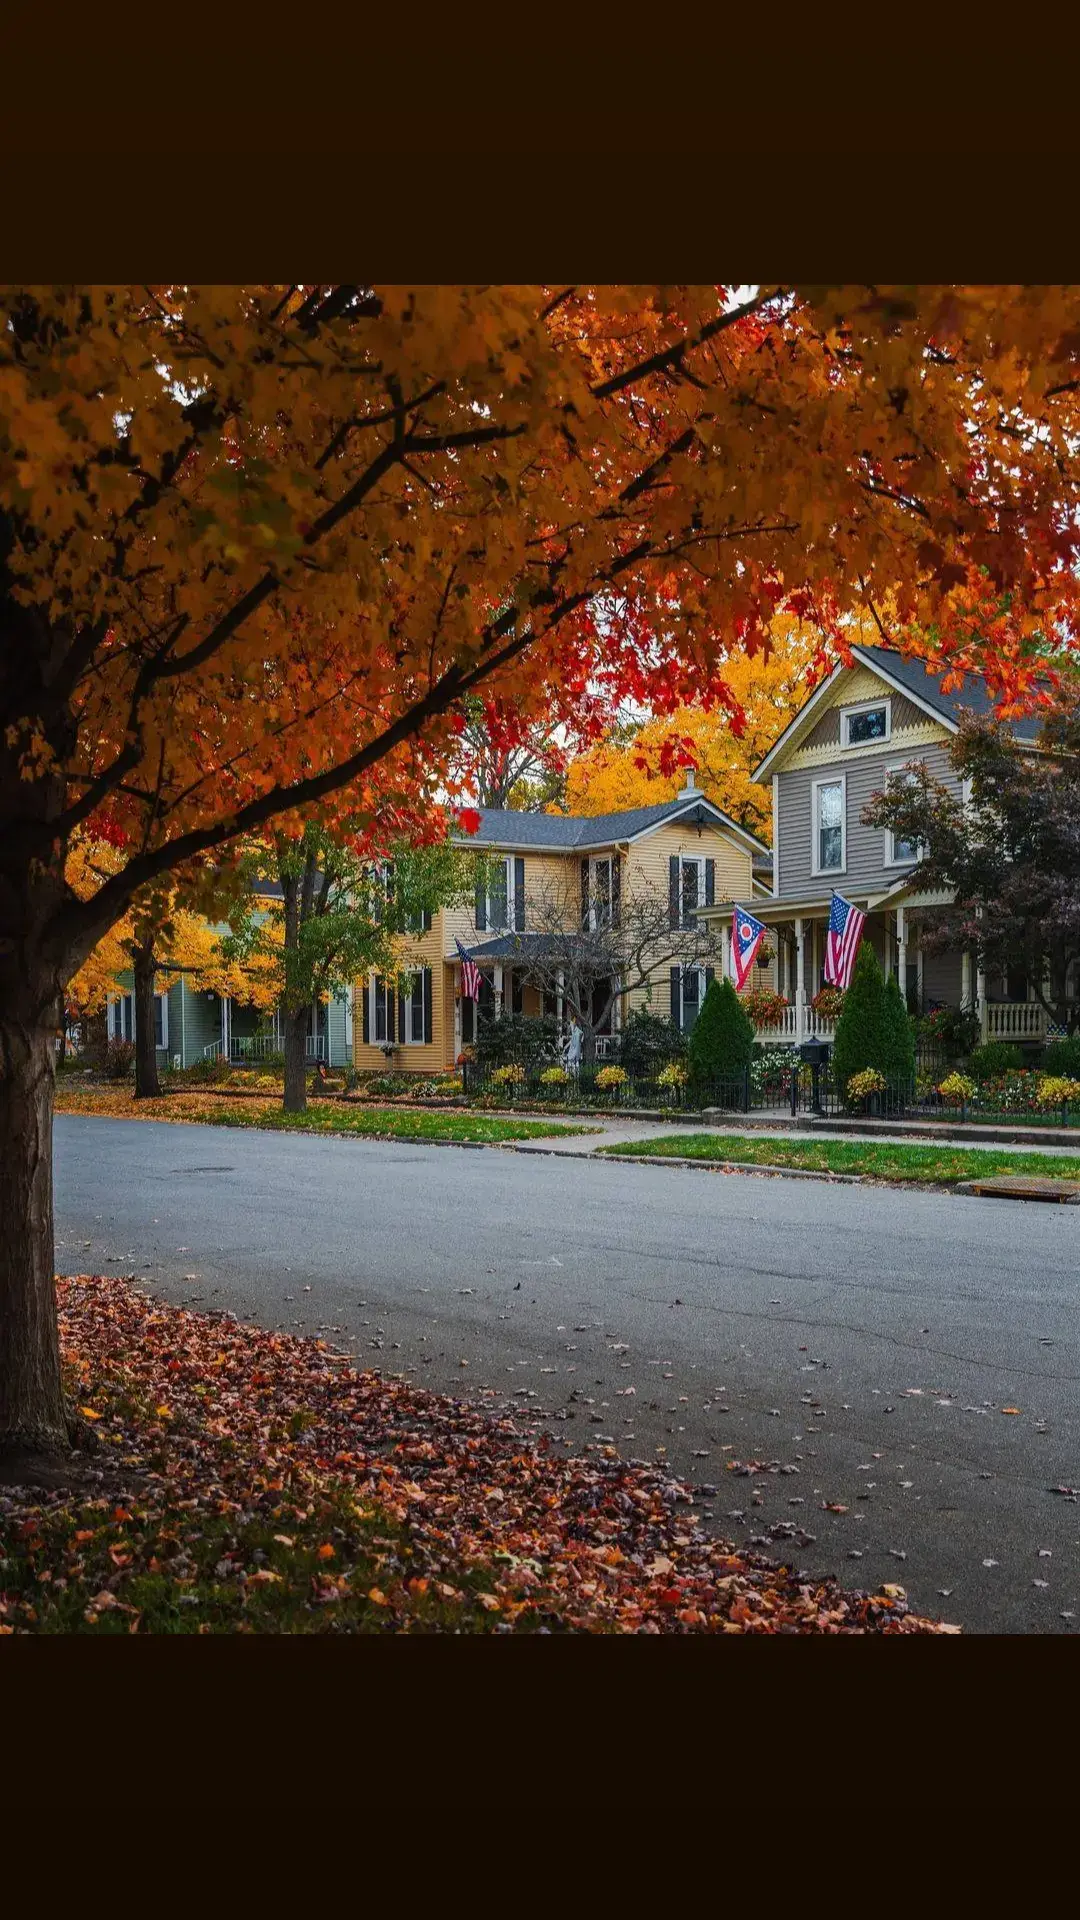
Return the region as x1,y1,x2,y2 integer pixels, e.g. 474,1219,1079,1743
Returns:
854,646,1046,744
454,786,768,854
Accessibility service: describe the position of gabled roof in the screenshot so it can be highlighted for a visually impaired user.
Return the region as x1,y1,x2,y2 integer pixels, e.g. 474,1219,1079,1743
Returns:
754,643,1046,782
453,790,769,857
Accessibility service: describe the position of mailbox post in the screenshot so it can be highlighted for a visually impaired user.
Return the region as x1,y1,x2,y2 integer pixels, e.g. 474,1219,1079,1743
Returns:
799,1033,830,1116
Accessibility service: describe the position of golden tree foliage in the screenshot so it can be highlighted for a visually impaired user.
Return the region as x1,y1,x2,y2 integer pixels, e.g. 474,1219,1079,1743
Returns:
63,836,279,1019
561,620,825,837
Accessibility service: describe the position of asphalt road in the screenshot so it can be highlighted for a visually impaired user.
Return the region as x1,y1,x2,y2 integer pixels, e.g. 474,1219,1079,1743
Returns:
53,1113,1080,1633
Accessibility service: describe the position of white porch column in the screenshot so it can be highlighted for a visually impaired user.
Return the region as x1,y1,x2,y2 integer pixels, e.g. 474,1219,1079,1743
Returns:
556,966,564,1046
722,920,732,984
896,906,906,1001
453,969,462,1056
794,916,806,1044
494,963,503,1019
961,948,972,1010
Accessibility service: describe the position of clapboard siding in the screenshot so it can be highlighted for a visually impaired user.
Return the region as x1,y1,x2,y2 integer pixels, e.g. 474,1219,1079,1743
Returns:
776,739,960,897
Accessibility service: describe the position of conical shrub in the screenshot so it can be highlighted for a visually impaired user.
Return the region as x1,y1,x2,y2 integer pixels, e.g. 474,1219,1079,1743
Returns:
689,976,754,1092
831,941,889,1092
882,968,916,1083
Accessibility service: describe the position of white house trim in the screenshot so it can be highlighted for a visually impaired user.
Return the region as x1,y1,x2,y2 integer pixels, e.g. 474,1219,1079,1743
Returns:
755,646,959,782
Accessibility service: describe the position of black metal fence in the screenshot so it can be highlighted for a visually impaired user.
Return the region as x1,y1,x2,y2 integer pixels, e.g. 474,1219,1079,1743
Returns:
459,1058,1080,1127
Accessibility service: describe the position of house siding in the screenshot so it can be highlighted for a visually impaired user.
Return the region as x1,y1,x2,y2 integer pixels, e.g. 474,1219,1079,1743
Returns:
775,738,959,898
181,981,223,1064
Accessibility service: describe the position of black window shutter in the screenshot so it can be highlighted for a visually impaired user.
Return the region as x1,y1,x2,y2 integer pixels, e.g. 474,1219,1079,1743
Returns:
362,980,370,1044
384,861,394,908
421,907,432,932
475,874,487,931
386,982,396,1043
704,966,715,991
514,857,526,932
670,964,681,1028
397,985,406,1044
612,853,621,927
511,972,523,1015
422,967,433,1044
705,859,715,908
669,855,680,929
581,857,590,929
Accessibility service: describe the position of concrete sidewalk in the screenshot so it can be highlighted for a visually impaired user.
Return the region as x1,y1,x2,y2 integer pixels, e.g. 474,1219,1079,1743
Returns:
513,1114,1080,1159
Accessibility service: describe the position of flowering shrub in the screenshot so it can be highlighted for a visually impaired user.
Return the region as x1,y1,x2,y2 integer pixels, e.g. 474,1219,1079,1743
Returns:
919,1004,979,1053
740,988,789,1029
1035,1075,1080,1109
750,1046,797,1096
811,985,846,1020
491,1062,526,1087
657,1062,688,1088
540,1065,569,1087
846,1068,887,1100
938,1071,976,1105
595,1065,628,1091
970,1070,1041,1113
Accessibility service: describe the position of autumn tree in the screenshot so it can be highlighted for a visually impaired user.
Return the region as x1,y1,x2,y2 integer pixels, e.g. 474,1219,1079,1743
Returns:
4,283,1080,1462
561,619,828,837
863,699,1080,1033
224,826,477,1110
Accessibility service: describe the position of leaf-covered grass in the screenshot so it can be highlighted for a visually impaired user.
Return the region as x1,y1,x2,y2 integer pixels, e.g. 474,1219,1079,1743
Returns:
0,1277,953,1634
54,1083,594,1144
598,1133,1080,1185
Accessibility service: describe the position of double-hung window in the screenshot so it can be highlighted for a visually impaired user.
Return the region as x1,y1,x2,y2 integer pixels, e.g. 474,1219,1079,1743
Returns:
108,991,168,1047
587,855,618,929
401,970,426,1044
812,776,846,875
883,764,922,866
842,699,891,748
371,975,393,1043
475,856,525,933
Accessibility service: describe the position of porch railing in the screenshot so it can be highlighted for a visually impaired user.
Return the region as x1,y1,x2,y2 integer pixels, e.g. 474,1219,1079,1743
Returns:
752,1003,837,1045
981,1001,1047,1043
201,1034,327,1064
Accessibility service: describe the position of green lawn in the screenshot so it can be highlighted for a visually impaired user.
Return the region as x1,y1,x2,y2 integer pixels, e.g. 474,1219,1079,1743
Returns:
598,1132,1080,1185
202,1102,597,1144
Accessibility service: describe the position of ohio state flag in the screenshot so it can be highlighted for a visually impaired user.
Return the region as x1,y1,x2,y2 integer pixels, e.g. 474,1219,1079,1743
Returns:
730,907,767,989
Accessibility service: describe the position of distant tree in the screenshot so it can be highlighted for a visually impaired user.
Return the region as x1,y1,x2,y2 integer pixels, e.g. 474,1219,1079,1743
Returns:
225,827,476,1111
561,619,828,838
863,700,1080,1033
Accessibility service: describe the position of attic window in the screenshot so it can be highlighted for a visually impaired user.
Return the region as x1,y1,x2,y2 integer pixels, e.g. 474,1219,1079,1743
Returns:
842,699,890,747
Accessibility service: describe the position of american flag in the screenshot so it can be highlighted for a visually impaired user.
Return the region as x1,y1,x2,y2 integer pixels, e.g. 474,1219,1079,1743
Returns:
456,938,482,1001
824,891,866,990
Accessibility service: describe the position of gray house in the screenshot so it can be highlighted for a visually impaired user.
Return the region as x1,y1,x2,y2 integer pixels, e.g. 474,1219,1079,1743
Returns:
104,881,353,1070
702,644,1068,1048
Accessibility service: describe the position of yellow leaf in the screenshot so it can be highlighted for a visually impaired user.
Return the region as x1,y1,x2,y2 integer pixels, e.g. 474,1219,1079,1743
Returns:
78,1405,101,1421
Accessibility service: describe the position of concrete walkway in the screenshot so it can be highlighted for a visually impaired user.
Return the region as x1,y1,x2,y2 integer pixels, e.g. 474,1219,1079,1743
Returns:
514,1115,1080,1159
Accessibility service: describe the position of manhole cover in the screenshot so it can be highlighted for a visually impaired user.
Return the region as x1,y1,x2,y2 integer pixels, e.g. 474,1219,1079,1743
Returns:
957,1176,1080,1204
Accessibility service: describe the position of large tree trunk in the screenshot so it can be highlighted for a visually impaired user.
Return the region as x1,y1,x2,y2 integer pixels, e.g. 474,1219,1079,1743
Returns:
132,939,161,1099
0,1012,69,1459
282,1006,308,1112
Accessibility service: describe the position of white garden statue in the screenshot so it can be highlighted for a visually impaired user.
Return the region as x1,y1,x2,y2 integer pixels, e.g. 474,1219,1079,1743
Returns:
565,1018,583,1070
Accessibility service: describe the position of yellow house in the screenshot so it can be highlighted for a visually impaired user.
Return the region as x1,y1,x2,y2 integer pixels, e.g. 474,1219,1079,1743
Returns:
352,774,772,1072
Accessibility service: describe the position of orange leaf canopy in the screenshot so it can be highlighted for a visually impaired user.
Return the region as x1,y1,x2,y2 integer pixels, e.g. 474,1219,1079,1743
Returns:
4,284,1080,973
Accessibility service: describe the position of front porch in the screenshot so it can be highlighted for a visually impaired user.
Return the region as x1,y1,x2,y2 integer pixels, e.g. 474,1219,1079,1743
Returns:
200,997,334,1066
712,891,1063,1049
451,935,622,1062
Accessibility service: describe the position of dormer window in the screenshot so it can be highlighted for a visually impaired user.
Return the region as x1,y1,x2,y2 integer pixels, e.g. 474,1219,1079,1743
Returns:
842,699,891,748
